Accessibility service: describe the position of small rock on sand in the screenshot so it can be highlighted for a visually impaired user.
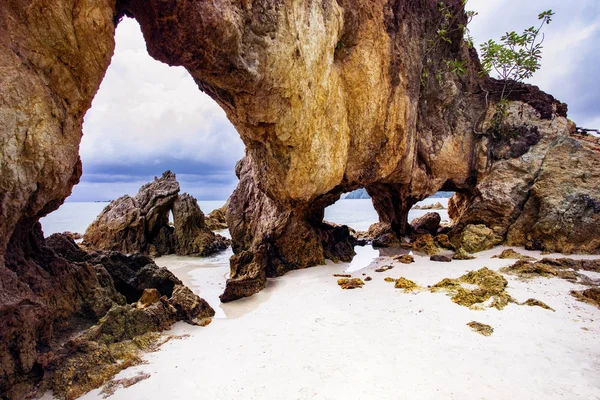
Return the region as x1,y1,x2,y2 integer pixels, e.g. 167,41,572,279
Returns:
394,254,415,264
467,321,493,336
337,278,364,289
430,255,452,262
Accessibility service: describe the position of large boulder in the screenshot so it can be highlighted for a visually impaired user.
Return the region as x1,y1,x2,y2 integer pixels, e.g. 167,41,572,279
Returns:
454,224,503,253
505,137,600,254
410,212,441,234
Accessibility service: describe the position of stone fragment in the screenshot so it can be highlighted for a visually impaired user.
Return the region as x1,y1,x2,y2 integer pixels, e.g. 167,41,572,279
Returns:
467,321,494,336
430,255,452,263
337,278,364,289
453,248,475,260
394,254,415,264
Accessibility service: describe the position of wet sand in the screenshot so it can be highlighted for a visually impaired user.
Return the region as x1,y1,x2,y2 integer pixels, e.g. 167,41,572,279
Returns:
79,246,600,400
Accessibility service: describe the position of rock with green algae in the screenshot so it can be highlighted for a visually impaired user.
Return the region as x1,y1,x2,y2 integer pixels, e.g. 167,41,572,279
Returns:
492,248,536,261
337,278,364,289
454,224,503,253
431,267,516,310
394,277,420,291
571,288,600,308
435,234,455,250
394,254,415,264
500,259,596,284
453,247,475,260
467,321,494,336
411,234,439,256
522,298,555,311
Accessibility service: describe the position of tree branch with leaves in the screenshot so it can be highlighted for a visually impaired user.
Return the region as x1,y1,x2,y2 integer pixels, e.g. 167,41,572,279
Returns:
479,10,555,135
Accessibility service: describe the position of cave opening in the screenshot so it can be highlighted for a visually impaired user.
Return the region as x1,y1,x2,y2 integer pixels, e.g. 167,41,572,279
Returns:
324,188,379,233
39,17,244,238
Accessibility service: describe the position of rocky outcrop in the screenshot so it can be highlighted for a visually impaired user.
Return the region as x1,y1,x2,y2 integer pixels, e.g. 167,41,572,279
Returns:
1,230,213,398
505,137,600,253
2,3,600,393
205,203,229,231
172,193,230,256
83,172,230,257
83,171,179,255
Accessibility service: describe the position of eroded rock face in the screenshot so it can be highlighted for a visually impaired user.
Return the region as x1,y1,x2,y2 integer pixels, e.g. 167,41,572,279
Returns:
205,203,229,231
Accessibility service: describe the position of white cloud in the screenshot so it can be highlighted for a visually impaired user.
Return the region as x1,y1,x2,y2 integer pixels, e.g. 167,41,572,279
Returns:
468,0,600,125
81,18,244,169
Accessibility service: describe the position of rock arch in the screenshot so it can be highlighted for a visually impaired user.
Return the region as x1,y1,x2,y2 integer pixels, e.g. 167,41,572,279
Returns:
1,2,599,392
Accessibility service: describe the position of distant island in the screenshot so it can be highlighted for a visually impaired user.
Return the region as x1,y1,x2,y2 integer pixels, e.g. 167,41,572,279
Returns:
344,188,454,200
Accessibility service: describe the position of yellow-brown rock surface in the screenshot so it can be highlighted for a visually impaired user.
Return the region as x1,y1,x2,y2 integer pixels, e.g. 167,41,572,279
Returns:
1,1,600,396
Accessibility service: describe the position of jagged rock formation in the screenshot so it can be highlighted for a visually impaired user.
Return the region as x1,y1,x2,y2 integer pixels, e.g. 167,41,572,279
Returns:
205,202,229,231
83,171,179,255
172,193,229,256
1,1,600,394
1,231,213,398
83,172,230,257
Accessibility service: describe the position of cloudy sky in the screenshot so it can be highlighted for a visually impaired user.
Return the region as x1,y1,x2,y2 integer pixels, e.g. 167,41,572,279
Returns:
69,0,599,201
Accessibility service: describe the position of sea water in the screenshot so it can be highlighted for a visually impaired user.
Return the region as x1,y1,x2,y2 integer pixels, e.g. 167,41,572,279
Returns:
40,198,450,237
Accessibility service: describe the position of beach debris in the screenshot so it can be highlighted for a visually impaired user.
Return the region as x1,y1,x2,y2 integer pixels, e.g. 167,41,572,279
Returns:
384,277,396,282
434,234,455,250
430,255,452,263
410,212,441,234
411,234,439,255
522,298,555,311
394,254,415,264
570,288,600,308
333,273,352,278
337,278,364,289
453,247,475,260
431,267,515,310
492,248,536,261
394,277,420,291
467,321,494,336
375,265,394,272
101,372,151,398
365,276,372,281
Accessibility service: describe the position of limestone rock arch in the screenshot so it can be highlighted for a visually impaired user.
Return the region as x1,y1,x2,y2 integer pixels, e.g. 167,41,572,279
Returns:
1,1,599,393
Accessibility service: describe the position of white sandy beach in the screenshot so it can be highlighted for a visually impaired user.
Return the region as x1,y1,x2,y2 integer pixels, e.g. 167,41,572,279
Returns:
78,245,600,400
